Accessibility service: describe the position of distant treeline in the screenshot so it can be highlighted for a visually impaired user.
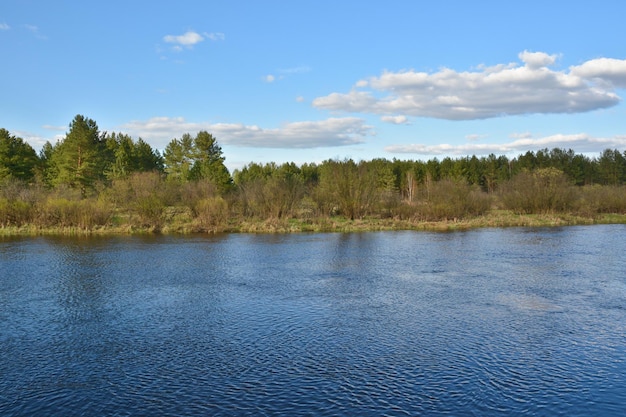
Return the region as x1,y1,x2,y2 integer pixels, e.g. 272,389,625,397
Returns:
1,115,626,232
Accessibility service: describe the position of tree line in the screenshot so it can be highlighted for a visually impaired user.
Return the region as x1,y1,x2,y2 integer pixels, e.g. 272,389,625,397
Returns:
1,115,625,232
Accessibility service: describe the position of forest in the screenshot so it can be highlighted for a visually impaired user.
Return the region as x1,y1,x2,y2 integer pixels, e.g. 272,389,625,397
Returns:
1,115,626,233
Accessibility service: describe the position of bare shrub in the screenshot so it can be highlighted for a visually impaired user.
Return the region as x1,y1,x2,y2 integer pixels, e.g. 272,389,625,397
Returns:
0,198,32,226
501,168,576,214
80,199,113,229
394,201,420,220
574,185,626,215
118,172,166,228
181,180,218,204
416,179,491,221
34,197,111,229
376,190,402,218
133,194,165,229
193,196,229,231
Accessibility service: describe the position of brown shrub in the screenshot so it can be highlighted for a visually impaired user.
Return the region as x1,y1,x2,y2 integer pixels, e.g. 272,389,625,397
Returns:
500,168,576,214
193,196,229,232
415,179,492,221
35,198,112,229
574,185,626,215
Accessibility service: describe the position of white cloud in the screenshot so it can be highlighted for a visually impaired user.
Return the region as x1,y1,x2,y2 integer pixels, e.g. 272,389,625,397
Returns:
313,51,626,120
42,124,66,131
381,115,410,125
263,66,311,83
465,134,486,141
509,132,533,139
0,23,9,30
570,57,626,88
121,116,373,149
384,133,626,156
518,50,558,69
205,32,225,41
17,130,63,150
296,96,305,102
164,31,203,46
163,30,221,49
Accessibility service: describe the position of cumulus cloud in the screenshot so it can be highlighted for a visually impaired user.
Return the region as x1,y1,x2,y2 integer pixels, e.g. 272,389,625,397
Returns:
381,115,410,125
313,51,626,120
164,31,204,46
121,116,373,149
384,133,626,156
162,30,223,51
518,50,558,69
264,74,276,83
570,58,626,87
0,23,9,30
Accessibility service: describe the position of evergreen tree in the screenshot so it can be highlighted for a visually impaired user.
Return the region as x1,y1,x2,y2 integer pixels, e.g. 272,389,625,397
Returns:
163,133,194,182
105,133,164,179
49,115,110,194
135,138,164,173
164,131,232,192
0,129,39,182
190,131,232,192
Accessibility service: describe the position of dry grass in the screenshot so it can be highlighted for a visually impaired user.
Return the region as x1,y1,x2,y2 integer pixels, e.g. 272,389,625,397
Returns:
3,210,625,237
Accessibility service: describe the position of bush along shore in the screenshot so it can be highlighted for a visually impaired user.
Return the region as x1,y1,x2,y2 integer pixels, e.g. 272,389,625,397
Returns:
2,115,626,235
1,172,625,236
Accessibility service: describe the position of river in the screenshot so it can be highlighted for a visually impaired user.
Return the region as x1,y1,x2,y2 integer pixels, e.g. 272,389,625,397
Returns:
1,225,625,416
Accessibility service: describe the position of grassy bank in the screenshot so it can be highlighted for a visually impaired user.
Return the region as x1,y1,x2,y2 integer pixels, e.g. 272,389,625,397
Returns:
2,210,625,237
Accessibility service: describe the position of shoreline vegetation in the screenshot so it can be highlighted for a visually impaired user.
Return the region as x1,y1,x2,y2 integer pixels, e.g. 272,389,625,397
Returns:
2,115,626,236
1,211,626,237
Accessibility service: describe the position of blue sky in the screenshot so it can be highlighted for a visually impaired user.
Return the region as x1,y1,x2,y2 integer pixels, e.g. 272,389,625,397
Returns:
2,0,626,172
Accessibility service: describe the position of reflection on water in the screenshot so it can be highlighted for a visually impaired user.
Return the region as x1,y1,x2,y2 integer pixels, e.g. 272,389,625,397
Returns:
1,226,625,416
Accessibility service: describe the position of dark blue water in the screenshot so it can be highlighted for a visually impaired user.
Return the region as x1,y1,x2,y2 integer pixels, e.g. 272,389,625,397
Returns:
1,226,625,416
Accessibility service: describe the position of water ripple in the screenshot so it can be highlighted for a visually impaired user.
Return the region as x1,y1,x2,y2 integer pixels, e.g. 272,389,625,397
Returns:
1,227,625,416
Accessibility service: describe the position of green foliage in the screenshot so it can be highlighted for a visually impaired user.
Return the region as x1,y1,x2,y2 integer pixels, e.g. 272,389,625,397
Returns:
48,115,111,194
164,131,232,192
597,149,626,185
234,162,305,218
105,133,164,179
2,115,626,233
316,159,380,220
0,129,39,182
164,133,194,182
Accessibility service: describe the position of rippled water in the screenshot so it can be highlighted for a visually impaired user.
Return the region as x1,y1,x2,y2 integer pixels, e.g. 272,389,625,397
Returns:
1,226,625,416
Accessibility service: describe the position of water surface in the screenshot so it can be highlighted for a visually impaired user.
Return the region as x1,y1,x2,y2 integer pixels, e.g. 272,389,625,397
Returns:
1,226,625,416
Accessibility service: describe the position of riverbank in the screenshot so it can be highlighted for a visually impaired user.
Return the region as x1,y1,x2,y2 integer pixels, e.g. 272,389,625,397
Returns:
1,210,625,236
